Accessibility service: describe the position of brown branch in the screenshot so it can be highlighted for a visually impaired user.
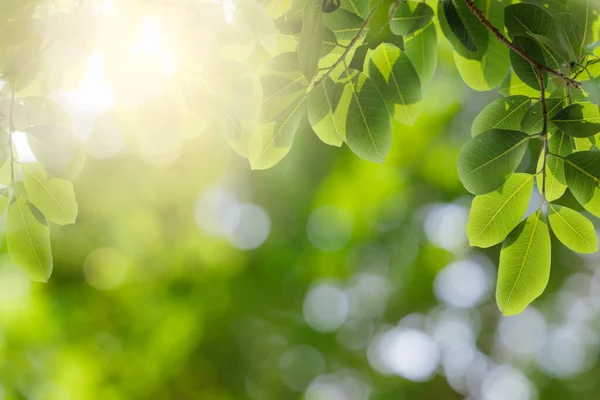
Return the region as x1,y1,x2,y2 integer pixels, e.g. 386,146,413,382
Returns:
464,0,581,89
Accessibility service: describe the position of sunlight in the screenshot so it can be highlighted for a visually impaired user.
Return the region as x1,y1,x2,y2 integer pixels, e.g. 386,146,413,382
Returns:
130,16,175,76
92,0,119,15
66,51,116,115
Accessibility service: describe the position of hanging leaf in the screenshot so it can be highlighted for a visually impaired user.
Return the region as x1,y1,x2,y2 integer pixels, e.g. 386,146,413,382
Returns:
471,96,532,136
22,163,78,225
307,77,344,146
548,204,598,254
457,129,531,194
298,0,326,79
439,0,488,57
536,131,572,201
467,173,534,248
497,210,551,316
521,97,564,135
509,36,547,91
388,2,434,36
564,151,600,217
26,125,85,179
338,69,392,163
404,23,437,86
364,43,422,125
551,102,600,138
7,196,53,283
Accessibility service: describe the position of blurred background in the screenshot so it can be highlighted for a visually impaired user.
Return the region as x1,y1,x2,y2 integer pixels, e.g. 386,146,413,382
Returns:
2,1,600,399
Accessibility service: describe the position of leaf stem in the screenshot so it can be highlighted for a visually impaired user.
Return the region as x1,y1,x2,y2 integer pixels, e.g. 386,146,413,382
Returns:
308,0,383,91
464,0,581,89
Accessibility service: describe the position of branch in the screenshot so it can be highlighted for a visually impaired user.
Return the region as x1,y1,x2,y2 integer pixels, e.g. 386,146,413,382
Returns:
309,0,383,91
464,0,581,89
535,67,549,204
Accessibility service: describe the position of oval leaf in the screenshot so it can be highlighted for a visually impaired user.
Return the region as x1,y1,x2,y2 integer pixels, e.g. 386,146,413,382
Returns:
509,36,547,90
467,173,534,248
564,151,600,217
472,96,532,136
7,196,53,282
298,0,325,79
551,102,600,138
389,2,434,36
457,129,531,194
497,210,551,316
548,204,598,254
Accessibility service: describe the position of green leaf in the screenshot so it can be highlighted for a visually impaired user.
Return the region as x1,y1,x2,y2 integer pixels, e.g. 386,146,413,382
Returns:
583,76,600,105
509,36,547,90
22,163,78,225
457,129,531,194
341,0,369,19
404,23,437,86
339,69,392,163
548,204,598,254
7,196,53,283
521,97,564,134
536,131,572,201
439,0,488,57
551,102,600,137
307,77,344,146
499,71,542,97
523,0,567,15
324,9,365,41
298,0,326,79
388,2,434,36
505,3,557,39
497,210,551,316
0,127,9,169
26,125,85,179
564,151,600,217
569,0,600,57
471,96,532,136
364,43,422,126
467,173,534,248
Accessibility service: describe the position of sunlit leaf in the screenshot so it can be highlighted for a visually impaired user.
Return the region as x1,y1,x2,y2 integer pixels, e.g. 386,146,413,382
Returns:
551,102,600,137
307,77,344,146
457,129,531,194
324,9,365,41
583,76,600,105
364,43,422,126
521,97,564,135
388,2,434,36
497,210,551,316
298,0,325,79
22,163,78,225
7,196,53,282
548,204,598,254
509,36,547,90
26,125,85,179
564,151,600,217
467,173,534,248
404,23,437,86
341,0,369,20
472,96,532,136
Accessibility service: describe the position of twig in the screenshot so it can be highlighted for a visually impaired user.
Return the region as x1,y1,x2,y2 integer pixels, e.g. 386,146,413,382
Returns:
464,0,581,89
309,0,383,91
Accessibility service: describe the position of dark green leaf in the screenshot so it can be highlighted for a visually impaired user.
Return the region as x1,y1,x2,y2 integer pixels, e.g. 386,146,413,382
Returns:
510,36,547,90
564,151,600,217
551,102,600,137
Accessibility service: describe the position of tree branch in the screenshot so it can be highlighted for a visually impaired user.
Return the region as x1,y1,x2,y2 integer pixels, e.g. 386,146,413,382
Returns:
464,0,581,89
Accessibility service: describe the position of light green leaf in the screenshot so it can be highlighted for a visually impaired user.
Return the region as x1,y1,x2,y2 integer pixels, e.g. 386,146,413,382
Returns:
22,163,78,225
510,36,547,90
7,196,53,283
536,131,572,201
457,129,531,194
583,76,600,105
388,2,434,36
339,69,392,163
404,23,437,86
26,125,85,179
499,70,542,97
298,0,325,79
548,204,598,254
324,9,365,41
364,43,422,126
551,102,600,137
497,210,551,316
569,0,600,57
467,173,534,248
472,96,532,136
521,97,564,134
307,77,344,146
341,0,369,19
564,151,600,217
